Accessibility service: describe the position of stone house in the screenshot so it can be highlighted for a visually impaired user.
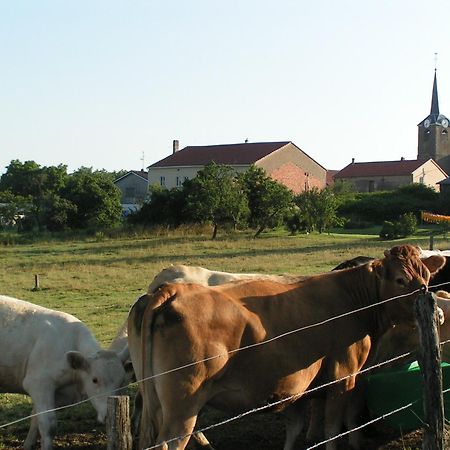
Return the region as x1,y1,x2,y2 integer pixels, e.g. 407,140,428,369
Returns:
148,140,327,194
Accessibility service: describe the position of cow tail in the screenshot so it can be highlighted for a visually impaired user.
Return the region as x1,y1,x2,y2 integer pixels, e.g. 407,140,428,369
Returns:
137,287,178,447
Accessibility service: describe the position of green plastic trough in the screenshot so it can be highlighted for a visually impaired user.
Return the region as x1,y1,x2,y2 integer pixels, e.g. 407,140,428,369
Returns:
366,361,450,430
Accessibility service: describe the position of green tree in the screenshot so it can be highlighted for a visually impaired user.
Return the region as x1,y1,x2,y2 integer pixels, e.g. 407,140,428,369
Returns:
241,165,294,238
63,167,122,229
184,162,249,239
0,160,71,230
129,184,188,227
293,187,342,233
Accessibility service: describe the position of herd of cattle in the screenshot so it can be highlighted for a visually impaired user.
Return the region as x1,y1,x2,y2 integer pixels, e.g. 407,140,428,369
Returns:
2,244,450,450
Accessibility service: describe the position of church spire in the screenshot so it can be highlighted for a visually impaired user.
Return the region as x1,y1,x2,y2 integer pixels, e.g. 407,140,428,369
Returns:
430,69,440,116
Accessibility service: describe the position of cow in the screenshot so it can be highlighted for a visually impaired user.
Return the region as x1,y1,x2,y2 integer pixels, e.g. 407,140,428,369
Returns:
125,265,306,449
128,244,445,450
148,264,306,293
305,250,450,446
0,295,131,450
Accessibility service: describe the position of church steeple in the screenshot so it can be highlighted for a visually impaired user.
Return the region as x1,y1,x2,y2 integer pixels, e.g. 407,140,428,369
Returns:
430,70,440,116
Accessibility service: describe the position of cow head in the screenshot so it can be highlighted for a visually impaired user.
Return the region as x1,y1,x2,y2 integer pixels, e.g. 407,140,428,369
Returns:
374,244,446,324
66,348,131,423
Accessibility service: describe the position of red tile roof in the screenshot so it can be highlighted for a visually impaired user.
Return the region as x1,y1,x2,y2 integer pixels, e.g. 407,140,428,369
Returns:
335,160,428,178
149,142,291,167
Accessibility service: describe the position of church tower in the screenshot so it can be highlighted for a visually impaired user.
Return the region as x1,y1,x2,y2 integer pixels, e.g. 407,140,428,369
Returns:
417,70,450,174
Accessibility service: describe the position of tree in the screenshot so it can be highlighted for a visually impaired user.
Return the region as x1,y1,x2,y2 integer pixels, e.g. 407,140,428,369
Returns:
62,168,122,229
129,184,188,227
184,162,249,239
0,160,71,231
293,187,342,233
240,165,294,238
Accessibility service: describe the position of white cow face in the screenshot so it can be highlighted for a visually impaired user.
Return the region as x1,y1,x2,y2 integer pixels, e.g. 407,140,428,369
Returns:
66,350,128,423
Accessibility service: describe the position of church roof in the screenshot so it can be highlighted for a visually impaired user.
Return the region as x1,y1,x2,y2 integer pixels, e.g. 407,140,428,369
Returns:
418,70,449,127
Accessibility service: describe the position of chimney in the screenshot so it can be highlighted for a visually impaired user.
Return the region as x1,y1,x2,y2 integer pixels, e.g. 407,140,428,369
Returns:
351,158,355,164
400,156,405,161
173,139,179,154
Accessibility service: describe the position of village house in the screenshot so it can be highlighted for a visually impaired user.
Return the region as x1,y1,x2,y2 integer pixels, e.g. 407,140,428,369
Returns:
148,140,327,194
113,170,148,213
334,158,447,192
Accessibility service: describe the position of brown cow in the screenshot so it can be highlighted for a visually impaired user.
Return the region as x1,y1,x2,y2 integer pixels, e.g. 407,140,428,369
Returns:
128,245,445,450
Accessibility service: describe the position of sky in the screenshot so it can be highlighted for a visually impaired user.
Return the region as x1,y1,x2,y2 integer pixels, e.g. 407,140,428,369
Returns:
1,0,449,176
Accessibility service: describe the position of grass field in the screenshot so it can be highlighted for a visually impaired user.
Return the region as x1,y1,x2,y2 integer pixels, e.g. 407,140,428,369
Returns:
0,226,449,448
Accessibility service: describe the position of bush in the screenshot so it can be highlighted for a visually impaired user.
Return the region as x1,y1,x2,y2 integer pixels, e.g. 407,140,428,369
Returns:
379,212,417,240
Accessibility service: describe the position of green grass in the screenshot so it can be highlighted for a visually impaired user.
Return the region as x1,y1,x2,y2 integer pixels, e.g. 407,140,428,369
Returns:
0,226,449,448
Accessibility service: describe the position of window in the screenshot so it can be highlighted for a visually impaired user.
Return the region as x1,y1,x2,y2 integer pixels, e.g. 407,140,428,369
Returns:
176,176,182,187
160,176,166,187
419,176,424,184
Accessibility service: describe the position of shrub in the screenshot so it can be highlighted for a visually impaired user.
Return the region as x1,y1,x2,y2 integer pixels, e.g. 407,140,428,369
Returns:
379,212,417,240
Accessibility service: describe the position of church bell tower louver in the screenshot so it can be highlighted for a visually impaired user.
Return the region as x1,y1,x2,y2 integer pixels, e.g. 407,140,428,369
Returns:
417,69,450,174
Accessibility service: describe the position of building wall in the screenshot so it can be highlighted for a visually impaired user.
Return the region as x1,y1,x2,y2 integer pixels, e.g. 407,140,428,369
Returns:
115,175,148,205
148,166,250,190
339,163,445,192
256,143,327,193
341,175,413,192
268,162,323,194
411,160,447,192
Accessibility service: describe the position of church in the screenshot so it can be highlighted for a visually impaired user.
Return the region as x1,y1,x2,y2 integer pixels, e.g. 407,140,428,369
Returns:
334,70,449,192
417,70,450,173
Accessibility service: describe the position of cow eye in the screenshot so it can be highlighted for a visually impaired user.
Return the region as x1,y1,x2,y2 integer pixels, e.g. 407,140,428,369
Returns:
92,377,98,384
396,277,406,286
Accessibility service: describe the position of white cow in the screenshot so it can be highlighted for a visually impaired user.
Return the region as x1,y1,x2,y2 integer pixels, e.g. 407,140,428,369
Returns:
148,264,305,293
0,295,130,450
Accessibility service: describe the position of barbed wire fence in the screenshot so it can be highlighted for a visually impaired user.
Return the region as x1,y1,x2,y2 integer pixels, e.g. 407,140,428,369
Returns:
1,285,449,450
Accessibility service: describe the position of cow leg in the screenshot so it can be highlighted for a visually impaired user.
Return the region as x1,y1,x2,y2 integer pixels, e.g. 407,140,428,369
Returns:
344,382,366,450
156,414,198,450
305,398,325,443
324,386,348,450
282,401,307,450
186,432,215,450
24,412,39,450
24,381,57,450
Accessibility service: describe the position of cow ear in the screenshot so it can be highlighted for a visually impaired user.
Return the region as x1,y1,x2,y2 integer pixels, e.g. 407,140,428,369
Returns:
422,255,446,276
118,346,130,364
66,351,90,372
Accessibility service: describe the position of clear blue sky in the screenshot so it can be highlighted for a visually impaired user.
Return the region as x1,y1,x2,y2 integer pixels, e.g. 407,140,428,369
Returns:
1,0,449,175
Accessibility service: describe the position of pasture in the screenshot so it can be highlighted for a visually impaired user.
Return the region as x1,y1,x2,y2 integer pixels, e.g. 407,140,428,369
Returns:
0,227,449,449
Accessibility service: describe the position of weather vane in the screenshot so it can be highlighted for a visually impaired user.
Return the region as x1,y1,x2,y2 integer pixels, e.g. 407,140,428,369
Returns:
434,52,438,72
140,151,145,171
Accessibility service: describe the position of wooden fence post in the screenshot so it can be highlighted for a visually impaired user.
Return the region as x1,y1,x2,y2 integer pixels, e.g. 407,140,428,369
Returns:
32,274,40,291
415,291,445,450
106,395,132,450
430,235,435,250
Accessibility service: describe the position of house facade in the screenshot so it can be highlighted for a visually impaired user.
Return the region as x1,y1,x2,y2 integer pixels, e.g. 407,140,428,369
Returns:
334,158,447,192
148,140,327,194
113,170,148,213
